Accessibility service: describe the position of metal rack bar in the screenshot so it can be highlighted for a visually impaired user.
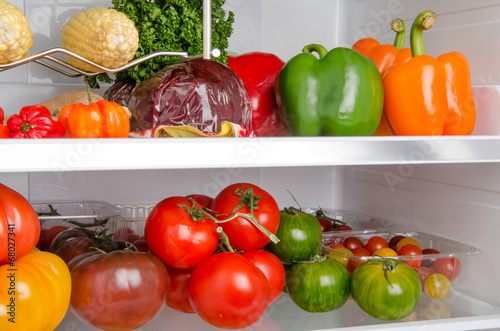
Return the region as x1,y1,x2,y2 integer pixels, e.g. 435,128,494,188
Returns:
0,0,214,77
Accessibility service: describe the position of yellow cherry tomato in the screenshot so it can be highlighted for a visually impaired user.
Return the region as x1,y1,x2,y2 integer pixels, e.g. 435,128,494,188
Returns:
0,250,71,331
396,237,421,252
373,247,398,257
424,272,451,299
327,247,353,267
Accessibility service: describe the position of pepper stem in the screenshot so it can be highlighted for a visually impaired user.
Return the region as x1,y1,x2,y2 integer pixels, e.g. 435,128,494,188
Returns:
302,44,329,59
410,10,437,57
391,18,406,50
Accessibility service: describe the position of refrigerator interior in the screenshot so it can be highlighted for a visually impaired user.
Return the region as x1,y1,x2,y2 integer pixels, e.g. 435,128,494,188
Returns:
1,0,500,330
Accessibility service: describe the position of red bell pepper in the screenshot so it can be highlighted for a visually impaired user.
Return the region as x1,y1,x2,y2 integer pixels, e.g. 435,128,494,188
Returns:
7,105,65,138
0,107,9,138
227,52,288,137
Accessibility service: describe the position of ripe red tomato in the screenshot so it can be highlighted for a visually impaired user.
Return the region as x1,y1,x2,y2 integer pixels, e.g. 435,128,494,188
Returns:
145,196,219,269
70,251,170,331
347,247,370,275
242,249,286,303
398,244,423,268
186,194,214,208
365,236,389,255
210,183,280,252
343,236,364,251
433,257,462,281
166,266,195,314
0,183,41,264
188,252,269,329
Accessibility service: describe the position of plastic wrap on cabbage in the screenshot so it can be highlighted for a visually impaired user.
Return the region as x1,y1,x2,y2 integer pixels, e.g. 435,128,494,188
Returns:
128,59,253,136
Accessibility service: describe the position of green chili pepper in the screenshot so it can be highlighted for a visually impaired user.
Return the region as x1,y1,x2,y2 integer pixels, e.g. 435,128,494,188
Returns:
276,44,384,136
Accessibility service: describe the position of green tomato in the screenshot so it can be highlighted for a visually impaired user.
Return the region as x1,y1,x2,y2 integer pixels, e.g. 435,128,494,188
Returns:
266,207,322,264
350,259,422,320
286,257,350,312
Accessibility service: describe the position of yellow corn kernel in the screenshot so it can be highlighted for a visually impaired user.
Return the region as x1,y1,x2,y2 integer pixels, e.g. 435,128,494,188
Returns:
0,0,33,64
61,7,139,72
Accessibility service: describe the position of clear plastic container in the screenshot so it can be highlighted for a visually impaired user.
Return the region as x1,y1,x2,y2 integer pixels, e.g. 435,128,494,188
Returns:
323,231,483,300
111,204,156,244
303,208,396,234
32,200,122,250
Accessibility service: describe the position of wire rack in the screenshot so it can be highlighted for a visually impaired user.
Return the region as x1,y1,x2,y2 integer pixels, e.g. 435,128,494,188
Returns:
0,0,215,78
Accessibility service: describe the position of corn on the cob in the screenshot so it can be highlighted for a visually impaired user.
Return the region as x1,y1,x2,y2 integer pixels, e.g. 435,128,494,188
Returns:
0,0,33,64
61,7,139,72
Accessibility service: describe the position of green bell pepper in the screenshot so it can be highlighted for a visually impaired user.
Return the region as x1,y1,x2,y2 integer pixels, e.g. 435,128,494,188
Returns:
276,44,384,136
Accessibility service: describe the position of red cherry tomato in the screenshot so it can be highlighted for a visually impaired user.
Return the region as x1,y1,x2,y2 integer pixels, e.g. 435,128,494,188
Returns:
210,183,280,252
421,248,440,268
242,249,286,303
347,247,370,275
145,196,219,269
336,224,353,231
398,244,423,268
433,257,462,281
166,266,195,314
317,217,333,232
343,236,364,251
188,252,269,329
364,236,389,255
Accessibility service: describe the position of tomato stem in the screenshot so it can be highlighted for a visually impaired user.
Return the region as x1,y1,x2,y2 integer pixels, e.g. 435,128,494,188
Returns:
217,227,235,253
315,208,346,225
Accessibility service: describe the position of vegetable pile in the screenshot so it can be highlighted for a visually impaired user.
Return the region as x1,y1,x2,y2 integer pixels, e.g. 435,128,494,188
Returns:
0,179,476,329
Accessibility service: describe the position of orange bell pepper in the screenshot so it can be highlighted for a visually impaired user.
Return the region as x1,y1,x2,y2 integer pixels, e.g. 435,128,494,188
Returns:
59,99,130,138
352,18,412,74
382,10,476,136
352,18,412,136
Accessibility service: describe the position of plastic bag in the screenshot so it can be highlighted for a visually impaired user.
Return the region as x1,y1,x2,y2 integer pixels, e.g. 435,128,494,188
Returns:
128,59,253,136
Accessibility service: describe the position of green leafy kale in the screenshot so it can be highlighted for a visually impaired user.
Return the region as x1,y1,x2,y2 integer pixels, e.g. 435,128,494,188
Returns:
91,0,234,87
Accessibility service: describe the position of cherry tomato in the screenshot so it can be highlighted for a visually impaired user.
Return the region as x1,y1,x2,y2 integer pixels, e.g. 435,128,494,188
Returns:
188,252,269,329
242,249,286,303
414,266,433,284
328,243,345,249
186,194,214,208
424,272,451,299
347,247,370,275
343,236,364,251
373,247,397,257
396,237,421,252
166,266,195,314
336,224,353,231
388,235,405,251
421,248,440,268
145,196,219,269
317,217,333,231
327,246,353,267
433,257,462,281
365,236,389,255
398,244,423,268
210,183,280,252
